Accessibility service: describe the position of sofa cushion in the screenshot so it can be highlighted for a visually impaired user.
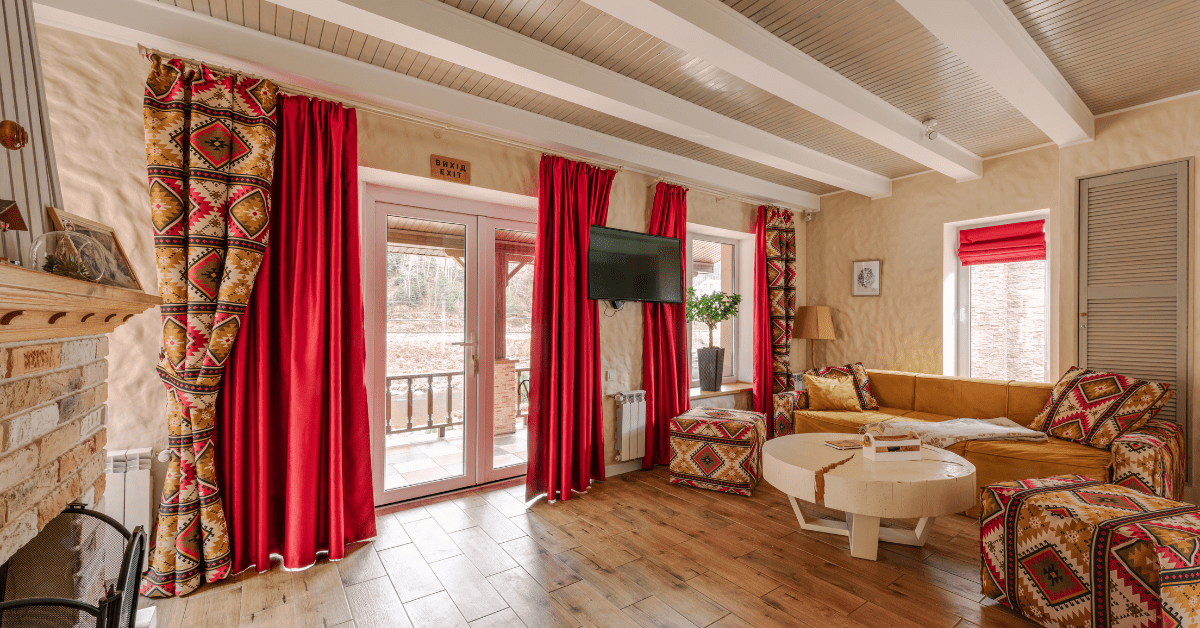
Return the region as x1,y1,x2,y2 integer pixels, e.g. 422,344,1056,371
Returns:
913,375,1009,419
963,438,1111,500
865,370,915,410
1007,381,1054,427
805,363,879,410
898,410,959,423
793,408,915,435
1031,367,1174,449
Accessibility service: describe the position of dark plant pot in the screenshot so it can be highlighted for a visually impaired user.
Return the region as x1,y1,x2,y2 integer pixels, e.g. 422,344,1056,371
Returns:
697,347,725,392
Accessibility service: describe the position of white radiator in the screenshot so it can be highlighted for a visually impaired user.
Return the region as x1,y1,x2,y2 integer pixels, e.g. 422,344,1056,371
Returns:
614,390,647,462
105,448,153,562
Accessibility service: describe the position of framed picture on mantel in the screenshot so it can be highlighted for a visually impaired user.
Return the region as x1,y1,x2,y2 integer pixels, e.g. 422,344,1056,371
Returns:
46,206,142,291
852,260,880,297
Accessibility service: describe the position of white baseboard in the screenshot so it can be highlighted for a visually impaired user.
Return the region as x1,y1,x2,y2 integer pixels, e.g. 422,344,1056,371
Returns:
605,459,644,478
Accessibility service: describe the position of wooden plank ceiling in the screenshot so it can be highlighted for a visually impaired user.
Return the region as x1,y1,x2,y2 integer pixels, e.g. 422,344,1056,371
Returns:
157,0,846,195
156,0,1196,196
1005,0,1200,114
721,0,1052,157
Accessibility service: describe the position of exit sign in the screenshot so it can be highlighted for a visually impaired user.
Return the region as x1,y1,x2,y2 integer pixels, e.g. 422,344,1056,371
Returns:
431,155,471,184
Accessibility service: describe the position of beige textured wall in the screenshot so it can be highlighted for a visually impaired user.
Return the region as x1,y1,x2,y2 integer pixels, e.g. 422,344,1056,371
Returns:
37,26,167,466
358,111,539,197
36,27,802,479
812,145,1059,373
813,93,1200,498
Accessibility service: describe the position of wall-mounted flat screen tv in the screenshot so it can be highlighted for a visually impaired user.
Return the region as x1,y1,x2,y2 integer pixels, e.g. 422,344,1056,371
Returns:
587,226,683,304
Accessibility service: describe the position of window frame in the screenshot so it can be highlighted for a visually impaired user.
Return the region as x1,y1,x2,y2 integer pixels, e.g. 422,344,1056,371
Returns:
953,217,1052,382
686,232,740,387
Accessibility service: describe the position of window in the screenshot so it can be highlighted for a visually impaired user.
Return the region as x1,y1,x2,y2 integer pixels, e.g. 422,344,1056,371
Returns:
688,235,738,385
955,218,1050,382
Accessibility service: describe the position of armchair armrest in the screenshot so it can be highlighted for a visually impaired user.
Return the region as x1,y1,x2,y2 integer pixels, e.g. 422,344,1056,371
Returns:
1110,418,1186,501
771,390,807,438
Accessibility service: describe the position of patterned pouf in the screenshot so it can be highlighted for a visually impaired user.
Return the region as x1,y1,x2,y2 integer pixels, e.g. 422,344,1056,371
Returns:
981,474,1200,628
668,407,768,496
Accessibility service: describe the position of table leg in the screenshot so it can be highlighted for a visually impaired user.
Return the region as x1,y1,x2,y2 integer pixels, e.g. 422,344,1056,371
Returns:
787,495,935,560
788,495,850,538
846,513,880,560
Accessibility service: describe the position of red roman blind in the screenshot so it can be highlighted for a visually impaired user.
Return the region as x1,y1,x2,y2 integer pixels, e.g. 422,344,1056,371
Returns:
958,219,1046,266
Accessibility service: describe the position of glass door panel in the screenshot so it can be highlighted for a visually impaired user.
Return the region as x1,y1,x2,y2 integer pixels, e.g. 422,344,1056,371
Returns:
491,228,534,471
373,206,477,504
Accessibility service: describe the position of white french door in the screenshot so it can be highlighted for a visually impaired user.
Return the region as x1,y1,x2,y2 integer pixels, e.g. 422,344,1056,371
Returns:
366,199,533,506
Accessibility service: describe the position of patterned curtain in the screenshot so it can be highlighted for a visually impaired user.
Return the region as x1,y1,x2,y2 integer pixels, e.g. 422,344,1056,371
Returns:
140,57,278,597
764,207,796,393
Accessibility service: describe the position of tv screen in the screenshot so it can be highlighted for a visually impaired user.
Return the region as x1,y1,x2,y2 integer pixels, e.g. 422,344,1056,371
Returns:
587,226,683,304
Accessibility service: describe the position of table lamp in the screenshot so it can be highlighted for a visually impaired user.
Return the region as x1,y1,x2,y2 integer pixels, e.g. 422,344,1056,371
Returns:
795,306,835,369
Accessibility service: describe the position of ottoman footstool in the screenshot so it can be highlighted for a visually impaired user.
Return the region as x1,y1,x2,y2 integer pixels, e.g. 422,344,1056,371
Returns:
669,407,768,496
981,474,1200,627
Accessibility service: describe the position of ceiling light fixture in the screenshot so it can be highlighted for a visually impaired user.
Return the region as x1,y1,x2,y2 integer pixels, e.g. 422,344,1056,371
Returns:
922,118,939,141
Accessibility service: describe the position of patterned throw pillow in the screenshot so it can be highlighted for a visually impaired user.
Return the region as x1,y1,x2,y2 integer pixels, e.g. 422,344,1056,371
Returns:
1031,367,1174,449
804,362,879,410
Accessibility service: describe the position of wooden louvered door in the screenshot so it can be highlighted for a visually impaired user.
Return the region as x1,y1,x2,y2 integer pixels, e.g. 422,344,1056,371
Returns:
1078,162,1189,435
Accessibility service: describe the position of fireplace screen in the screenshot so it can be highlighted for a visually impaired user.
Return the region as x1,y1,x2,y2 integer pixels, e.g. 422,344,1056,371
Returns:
0,504,144,628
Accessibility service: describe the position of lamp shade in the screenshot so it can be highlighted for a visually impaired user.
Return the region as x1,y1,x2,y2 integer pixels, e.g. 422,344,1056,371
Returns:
795,306,835,340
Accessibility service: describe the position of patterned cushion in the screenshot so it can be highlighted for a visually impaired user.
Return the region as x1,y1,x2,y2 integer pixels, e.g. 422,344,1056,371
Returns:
981,475,1200,628
804,362,878,410
1031,367,1173,449
669,407,767,496
1111,418,1186,501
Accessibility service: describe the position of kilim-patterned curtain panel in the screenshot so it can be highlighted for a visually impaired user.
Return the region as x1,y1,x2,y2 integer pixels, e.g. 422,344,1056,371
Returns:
764,207,796,393
140,56,278,597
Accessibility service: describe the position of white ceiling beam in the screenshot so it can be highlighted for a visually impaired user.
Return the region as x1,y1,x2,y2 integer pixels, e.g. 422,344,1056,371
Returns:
586,0,983,182
34,0,821,210
893,0,1093,146
268,0,889,198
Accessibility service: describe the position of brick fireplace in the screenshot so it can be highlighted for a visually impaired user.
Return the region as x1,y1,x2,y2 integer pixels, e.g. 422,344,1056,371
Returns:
0,264,159,564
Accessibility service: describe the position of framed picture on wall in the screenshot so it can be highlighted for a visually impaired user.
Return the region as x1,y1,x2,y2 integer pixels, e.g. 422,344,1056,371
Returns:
46,206,143,291
852,260,880,296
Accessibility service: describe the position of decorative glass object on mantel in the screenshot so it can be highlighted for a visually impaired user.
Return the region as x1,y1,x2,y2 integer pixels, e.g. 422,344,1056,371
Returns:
30,231,115,283
685,287,741,392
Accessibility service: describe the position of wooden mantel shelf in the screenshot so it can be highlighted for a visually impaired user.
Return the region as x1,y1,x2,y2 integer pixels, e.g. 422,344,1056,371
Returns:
0,263,161,342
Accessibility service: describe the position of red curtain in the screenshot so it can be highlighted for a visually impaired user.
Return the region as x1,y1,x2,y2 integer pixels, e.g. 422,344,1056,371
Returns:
526,155,616,502
216,95,376,573
751,207,771,413
958,219,1046,266
641,182,689,468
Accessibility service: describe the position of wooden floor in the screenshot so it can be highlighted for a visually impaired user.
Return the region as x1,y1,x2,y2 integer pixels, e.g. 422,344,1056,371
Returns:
142,467,1038,628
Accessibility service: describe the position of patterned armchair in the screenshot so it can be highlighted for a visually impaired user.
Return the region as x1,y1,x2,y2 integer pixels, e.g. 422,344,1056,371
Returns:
771,390,806,438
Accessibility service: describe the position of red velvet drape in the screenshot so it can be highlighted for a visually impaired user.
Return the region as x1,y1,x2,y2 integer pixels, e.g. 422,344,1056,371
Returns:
751,207,771,413
526,155,616,502
641,182,689,468
958,219,1046,266
217,95,376,573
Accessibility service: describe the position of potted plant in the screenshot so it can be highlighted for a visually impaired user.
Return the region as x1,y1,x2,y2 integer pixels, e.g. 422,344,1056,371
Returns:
685,287,742,392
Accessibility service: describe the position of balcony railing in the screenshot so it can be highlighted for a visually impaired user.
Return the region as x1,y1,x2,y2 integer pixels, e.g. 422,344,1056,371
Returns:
516,367,530,419
385,366,532,437
385,371,462,438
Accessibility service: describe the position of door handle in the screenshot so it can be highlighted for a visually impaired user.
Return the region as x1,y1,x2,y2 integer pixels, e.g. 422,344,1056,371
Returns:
450,341,477,347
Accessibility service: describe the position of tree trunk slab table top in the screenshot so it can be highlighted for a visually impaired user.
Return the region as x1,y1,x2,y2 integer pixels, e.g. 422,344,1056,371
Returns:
763,432,976,561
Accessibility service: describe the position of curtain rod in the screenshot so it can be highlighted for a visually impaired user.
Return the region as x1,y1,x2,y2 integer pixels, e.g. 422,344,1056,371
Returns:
651,176,810,213
139,45,624,171
138,45,808,213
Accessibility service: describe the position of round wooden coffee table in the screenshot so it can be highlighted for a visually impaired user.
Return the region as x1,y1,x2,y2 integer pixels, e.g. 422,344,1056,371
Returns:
763,432,976,560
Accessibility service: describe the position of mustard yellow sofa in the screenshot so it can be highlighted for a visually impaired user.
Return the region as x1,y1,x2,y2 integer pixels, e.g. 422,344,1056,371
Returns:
773,370,1186,511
